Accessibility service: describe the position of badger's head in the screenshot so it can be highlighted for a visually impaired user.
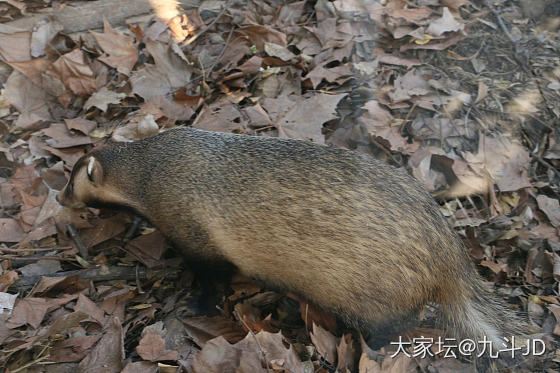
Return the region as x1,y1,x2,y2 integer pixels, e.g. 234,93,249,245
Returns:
57,149,139,211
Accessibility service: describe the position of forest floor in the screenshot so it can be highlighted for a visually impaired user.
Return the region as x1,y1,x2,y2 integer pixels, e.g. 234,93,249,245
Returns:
0,0,559,372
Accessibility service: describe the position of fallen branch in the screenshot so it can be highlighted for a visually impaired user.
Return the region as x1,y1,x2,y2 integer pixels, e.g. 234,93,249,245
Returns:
11,261,182,289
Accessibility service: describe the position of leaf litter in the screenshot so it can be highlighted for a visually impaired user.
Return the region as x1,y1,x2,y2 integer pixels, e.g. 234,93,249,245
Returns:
0,0,559,372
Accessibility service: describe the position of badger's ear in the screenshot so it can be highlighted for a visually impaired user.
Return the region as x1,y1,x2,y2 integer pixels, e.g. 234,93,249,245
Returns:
86,156,103,185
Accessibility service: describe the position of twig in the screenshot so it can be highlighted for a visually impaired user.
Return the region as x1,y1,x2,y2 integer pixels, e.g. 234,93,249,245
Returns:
123,216,143,242
183,0,233,46
66,224,88,259
534,156,560,178
0,255,77,262
484,0,517,44
234,309,271,373
0,246,72,253
11,262,181,289
210,26,235,72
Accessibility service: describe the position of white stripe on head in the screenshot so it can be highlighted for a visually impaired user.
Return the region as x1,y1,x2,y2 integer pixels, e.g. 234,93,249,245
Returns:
87,156,95,177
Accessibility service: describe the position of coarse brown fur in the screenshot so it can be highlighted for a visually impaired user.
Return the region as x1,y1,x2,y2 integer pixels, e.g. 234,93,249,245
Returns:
58,127,526,358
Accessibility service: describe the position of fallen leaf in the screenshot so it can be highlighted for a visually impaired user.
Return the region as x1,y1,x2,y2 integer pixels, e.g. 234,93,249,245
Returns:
31,19,63,58
337,334,355,372
64,118,97,135
4,70,52,120
426,7,464,36
130,40,193,101
0,292,17,313
121,361,158,373
45,49,97,97
0,24,30,62
0,218,24,242
19,259,62,277
84,86,126,112
537,195,560,228
274,93,345,144
136,330,179,362
6,297,50,328
74,293,106,325
112,114,159,142
91,19,138,75
42,122,92,148
182,316,247,348
310,323,337,364
78,316,124,373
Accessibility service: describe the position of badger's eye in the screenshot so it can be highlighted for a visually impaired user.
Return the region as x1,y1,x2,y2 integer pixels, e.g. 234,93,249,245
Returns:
67,182,73,194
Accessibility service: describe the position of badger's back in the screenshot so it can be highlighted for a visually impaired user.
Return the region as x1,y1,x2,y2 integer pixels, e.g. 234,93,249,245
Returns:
112,128,475,325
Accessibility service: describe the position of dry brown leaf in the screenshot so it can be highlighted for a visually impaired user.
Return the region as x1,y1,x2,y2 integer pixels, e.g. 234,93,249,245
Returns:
0,271,18,292
273,93,345,144
378,54,421,68
19,259,61,277
0,218,24,242
124,231,167,268
0,25,30,62
442,0,470,11
112,114,159,142
121,361,158,373
64,118,97,135
390,69,431,103
194,97,247,133
237,25,287,51
475,81,488,103
337,334,355,372
537,195,560,228
387,6,432,23
49,335,102,363
42,122,92,148
7,58,51,87
136,330,179,362
193,331,305,373
78,215,127,249
6,297,50,329
91,19,138,75
4,70,52,120
84,86,126,112
400,33,464,51
46,49,97,97
462,133,531,192
182,316,247,348
78,316,124,373
130,40,193,101
74,293,106,325
310,323,337,364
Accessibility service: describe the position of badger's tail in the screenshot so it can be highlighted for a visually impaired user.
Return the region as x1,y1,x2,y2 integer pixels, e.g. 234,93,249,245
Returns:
439,280,528,358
